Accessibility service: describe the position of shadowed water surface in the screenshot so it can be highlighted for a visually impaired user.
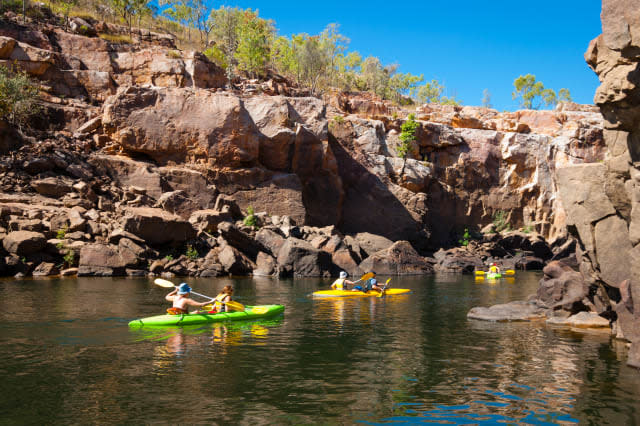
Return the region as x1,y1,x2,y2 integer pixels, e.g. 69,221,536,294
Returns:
0,273,639,424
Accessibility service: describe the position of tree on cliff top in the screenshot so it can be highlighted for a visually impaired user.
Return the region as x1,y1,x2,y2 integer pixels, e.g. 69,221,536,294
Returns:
512,74,572,109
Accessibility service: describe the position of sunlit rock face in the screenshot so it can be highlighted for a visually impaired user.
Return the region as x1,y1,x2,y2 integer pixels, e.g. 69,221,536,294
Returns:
556,0,640,367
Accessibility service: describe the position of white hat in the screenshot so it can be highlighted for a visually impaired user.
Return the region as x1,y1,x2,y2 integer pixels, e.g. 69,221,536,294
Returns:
339,271,347,278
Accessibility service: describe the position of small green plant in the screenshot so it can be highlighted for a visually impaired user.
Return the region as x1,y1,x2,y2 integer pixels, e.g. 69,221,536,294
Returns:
521,225,534,234
20,256,26,264
185,245,199,260
243,206,258,228
167,50,182,59
398,113,419,159
63,249,75,267
392,111,398,120
458,228,471,247
333,115,345,124
165,254,174,261
56,241,65,250
56,226,68,240
493,210,511,233
98,33,133,44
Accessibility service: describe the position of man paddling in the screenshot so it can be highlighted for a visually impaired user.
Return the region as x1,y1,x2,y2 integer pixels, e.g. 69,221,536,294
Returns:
165,283,211,315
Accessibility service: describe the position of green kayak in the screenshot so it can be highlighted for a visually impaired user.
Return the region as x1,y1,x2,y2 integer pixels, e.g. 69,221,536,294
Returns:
128,304,285,327
486,273,502,279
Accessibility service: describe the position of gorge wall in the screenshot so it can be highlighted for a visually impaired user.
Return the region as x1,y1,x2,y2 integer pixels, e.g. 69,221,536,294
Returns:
554,0,640,366
0,10,606,279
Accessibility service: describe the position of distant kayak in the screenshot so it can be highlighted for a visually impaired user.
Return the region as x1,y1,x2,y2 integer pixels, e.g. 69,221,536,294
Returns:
312,289,411,298
128,304,285,327
486,273,502,279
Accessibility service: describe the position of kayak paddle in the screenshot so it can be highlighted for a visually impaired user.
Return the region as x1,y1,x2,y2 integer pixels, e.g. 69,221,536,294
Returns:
153,278,245,311
352,271,375,284
377,278,392,298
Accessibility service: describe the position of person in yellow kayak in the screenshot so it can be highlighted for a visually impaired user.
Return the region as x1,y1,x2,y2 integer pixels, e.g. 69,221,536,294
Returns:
331,271,355,290
489,262,501,274
165,283,211,315
352,271,383,293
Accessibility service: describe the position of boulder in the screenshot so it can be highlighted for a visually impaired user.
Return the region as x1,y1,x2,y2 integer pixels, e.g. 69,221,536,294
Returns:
354,232,394,258
77,243,136,276
359,241,433,275
253,251,278,277
255,228,286,256
121,207,195,246
32,262,59,277
536,261,589,310
200,249,224,277
546,312,611,328
216,222,265,261
218,245,255,275
331,247,362,277
276,237,333,277
2,231,46,255
467,301,547,322
188,209,233,232
31,177,73,198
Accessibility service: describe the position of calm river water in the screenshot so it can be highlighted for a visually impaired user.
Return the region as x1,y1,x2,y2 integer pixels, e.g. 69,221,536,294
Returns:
1,272,639,424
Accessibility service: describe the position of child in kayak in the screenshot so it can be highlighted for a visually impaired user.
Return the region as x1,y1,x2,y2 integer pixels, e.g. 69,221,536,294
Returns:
489,263,501,274
213,285,234,313
331,271,355,290
165,283,211,315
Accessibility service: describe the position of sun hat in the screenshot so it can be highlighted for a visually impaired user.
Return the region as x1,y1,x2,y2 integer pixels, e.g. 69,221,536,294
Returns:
339,271,347,278
177,283,191,294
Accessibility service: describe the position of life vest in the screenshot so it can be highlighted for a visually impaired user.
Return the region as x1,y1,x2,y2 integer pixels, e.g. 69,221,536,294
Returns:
214,293,228,312
489,265,498,273
332,278,346,290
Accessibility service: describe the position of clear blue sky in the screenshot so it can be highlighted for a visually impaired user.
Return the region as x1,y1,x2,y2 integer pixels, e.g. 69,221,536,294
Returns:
221,0,602,111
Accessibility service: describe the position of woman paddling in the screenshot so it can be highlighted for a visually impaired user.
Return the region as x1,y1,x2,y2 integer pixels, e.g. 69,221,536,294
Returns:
212,285,234,313
331,271,355,290
165,283,211,315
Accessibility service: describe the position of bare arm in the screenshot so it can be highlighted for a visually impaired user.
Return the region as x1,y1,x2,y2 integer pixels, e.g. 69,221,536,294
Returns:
165,289,178,302
185,298,211,308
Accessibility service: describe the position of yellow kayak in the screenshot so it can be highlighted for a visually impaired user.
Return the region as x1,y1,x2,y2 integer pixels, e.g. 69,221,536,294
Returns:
312,288,411,298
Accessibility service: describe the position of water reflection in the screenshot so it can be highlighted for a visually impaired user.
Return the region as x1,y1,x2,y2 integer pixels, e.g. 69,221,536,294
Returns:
0,274,639,424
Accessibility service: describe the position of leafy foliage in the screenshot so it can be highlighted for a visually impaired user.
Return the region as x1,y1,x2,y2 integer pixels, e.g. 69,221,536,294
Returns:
414,79,460,105
185,244,198,260
0,65,40,127
458,228,471,246
512,74,572,110
482,89,492,108
63,249,76,267
243,206,258,228
398,113,419,159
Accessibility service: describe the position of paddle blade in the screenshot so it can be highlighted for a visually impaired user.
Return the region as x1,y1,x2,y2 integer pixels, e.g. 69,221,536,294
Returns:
360,272,375,282
505,270,515,276
474,270,486,275
377,278,391,298
154,278,176,288
226,301,245,312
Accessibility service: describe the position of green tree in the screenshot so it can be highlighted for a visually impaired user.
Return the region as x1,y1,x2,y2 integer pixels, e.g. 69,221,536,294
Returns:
0,65,40,128
512,74,571,110
163,0,195,41
415,79,461,105
209,6,242,81
235,10,275,78
109,0,144,36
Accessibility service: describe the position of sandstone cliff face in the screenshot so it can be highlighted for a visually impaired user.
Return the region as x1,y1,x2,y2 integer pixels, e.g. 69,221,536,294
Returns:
0,12,608,280
555,0,640,366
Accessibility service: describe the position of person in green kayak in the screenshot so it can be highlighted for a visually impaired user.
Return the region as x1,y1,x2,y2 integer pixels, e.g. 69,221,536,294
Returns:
165,283,211,315
331,271,355,290
212,285,234,313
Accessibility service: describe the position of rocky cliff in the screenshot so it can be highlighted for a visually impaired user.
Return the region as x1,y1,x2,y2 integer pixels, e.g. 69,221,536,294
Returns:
0,10,606,280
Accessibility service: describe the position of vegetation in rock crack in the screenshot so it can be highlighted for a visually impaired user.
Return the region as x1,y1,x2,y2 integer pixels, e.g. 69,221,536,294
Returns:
0,65,40,127
56,226,68,240
521,225,534,234
243,206,258,228
165,254,174,261
185,244,199,260
398,113,419,159
492,210,511,233
512,74,572,110
63,249,76,267
458,228,471,247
